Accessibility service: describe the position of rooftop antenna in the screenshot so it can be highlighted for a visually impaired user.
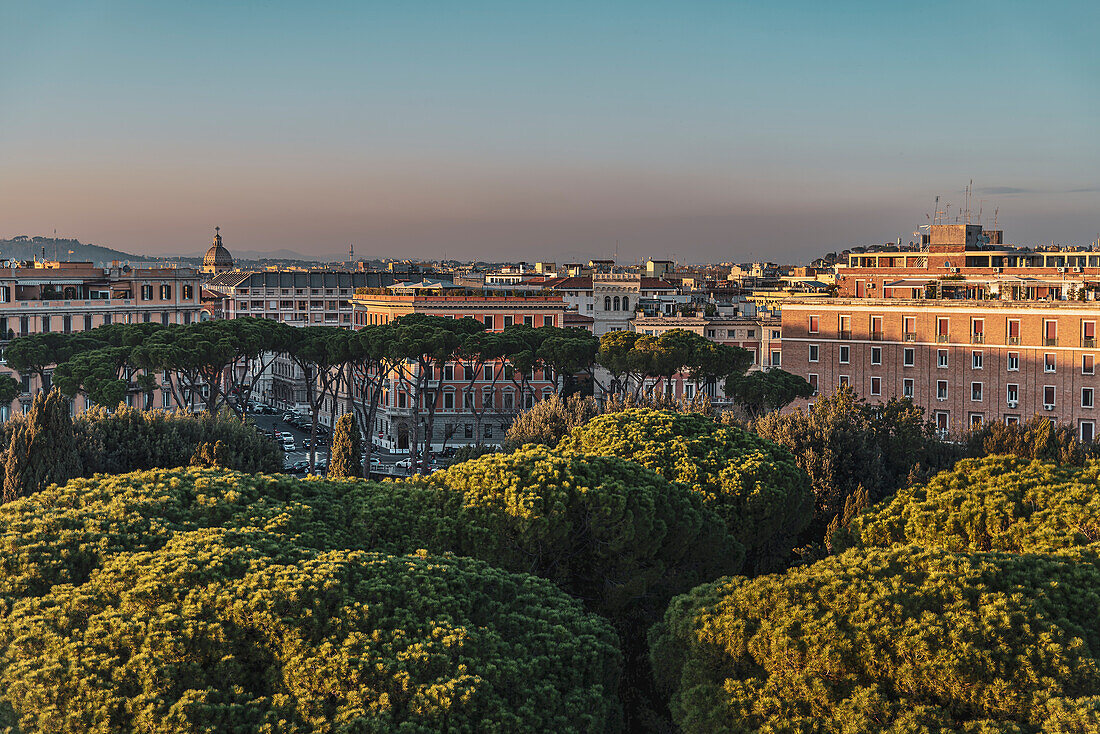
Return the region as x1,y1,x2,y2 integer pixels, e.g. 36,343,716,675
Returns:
993,207,999,230
965,180,973,224
930,194,941,225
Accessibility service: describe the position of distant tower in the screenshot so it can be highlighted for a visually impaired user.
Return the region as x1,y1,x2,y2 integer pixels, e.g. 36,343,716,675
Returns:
349,242,354,263
202,226,235,275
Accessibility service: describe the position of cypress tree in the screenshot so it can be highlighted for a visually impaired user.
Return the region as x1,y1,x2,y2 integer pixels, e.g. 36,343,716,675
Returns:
329,413,361,478
3,389,81,503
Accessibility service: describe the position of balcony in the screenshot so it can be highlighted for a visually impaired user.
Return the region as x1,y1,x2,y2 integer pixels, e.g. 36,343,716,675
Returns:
1007,336,1020,345
904,333,916,342
971,333,984,344
1083,337,1096,348
1044,337,1059,347
838,330,852,340
870,331,884,341
937,334,950,343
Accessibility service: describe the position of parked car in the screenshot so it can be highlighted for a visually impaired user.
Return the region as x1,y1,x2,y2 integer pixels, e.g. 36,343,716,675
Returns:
394,457,412,471
282,439,296,452
284,460,310,475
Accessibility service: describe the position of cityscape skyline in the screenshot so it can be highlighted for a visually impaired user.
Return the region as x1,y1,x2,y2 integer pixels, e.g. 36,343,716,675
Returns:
2,1,1098,261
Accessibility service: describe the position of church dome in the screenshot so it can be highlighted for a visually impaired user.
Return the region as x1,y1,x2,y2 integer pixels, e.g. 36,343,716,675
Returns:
203,226,234,273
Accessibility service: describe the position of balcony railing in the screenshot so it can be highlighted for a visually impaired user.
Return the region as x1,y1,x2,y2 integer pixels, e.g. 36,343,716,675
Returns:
937,334,949,343
904,333,916,342
971,333,984,344
1007,336,1020,345
838,330,852,340
1044,337,1059,347
870,331,884,341
1083,337,1096,348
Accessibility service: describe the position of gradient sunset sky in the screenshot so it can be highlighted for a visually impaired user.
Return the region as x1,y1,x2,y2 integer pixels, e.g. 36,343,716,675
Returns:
2,1,1097,262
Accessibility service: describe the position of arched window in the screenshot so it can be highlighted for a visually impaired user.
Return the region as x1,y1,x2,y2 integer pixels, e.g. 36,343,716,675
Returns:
613,296,620,311
604,296,612,310
621,297,629,311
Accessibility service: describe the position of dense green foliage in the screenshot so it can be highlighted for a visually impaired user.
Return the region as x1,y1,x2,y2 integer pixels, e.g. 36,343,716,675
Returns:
2,390,81,502
751,387,960,548
965,415,1098,465
651,545,1100,734
558,408,812,572
839,455,1100,554
724,368,815,418
417,445,742,730
502,393,599,450
328,413,361,478
0,468,623,732
417,445,742,622
597,329,751,399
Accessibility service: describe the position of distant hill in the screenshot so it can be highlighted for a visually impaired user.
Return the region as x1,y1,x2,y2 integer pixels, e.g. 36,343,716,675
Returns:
0,236,146,267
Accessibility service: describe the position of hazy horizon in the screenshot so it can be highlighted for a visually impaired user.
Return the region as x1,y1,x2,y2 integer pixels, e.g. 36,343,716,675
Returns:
2,2,1097,263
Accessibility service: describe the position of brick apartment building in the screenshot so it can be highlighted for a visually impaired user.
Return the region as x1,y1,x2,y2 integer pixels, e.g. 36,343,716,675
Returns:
784,224,1100,441
0,259,204,419
349,284,568,451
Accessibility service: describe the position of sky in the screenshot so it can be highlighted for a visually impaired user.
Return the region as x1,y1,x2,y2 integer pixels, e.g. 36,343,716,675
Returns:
1,1,1097,263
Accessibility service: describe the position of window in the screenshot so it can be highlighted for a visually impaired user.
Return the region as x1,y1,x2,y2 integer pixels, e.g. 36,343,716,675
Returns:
903,316,916,341
770,351,781,367
443,364,454,381
870,316,883,340
808,315,819,333
1007,318,1020,344
903,378,914,398
464,424,474,439
1044,319,1058,346
903,348,915,367
182,284,193,299
622,297,629,311
1007,384,1019,404
83,314,92,331
969,413,984,429
160,285,172,300
839,346,850,364
464,365,475,381
1044,386,1056,408
464,391,474,409
937,380,948,400
443,392,455,410
838,315,851,338
1045,353,1057,373
41,315,50,333
870,376,881,396
503,315,513,328
63,315,71,333
483,315,494,328
839,375,849,388
971,382,983,401
1081,421,1095,444
1084,355,1095,375
971,318,984,343
1005,415,1020,426
604,296,611,310
1081,386,1095,409
938,349,948,368
935,411,949,434
808,344,819,362
484,424,493,439
972,351,983,369
1007,352,1020,371
543,315,553,326
523,315,534,326
870,347,881,365
808,374,818,396
1085,321,1097,347
612,296,620,311
937,317,950,342
483,365,493,381
503,392,514,410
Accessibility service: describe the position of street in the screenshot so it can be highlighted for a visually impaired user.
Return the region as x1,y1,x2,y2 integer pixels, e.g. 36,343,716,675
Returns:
248,412,415,477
